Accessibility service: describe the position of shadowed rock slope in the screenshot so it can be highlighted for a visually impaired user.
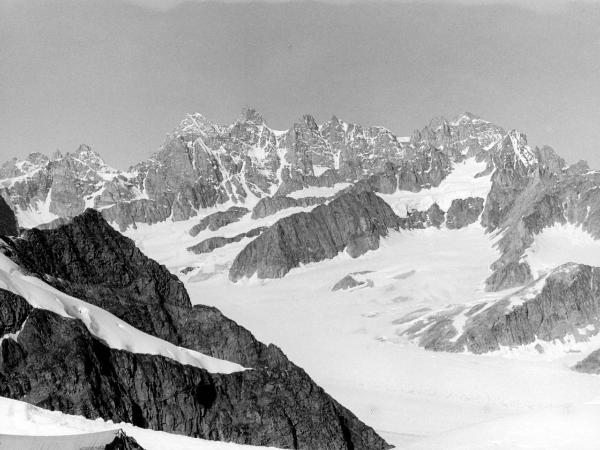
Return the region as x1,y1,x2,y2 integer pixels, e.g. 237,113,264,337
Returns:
2,209,390,449
0,196,18,236
187,227,266,255
229,190,402,282
189,206,249,236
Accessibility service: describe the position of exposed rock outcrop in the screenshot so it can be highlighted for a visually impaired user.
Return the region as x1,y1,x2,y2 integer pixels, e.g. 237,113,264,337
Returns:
105,431,145,450
189,206,249,236
229,191,402,281
251,195,325,219
332,273,374,291
187,227,266,255
399,203,446,229
445,197,484,229
573,349,600,374
404,263,600,354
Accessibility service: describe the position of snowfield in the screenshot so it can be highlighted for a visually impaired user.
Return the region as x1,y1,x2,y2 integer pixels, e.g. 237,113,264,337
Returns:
525,222,600,278
0,397,278,450
379,158,491,216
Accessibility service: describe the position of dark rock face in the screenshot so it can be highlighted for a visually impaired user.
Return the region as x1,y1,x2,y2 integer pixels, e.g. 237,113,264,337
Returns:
350,148,453,196
3,210,390,449
105,431,145,450
0,196,18,236
445,197,484,229
187,227,266,255
251,196,325,219
399,203,446,230
332,274,373,291
0,289,32,337
189,206,249,237
229,191,402,281
406,264,600,354
8,209,266,366
574,349,600,374
0,298,389,449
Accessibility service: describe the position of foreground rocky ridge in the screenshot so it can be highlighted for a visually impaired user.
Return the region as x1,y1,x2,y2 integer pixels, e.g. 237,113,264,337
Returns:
0,289,384,449
1,209,390,449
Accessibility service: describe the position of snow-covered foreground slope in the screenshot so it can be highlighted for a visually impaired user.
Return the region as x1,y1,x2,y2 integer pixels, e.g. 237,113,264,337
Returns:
0,253,244,374
0,396,278,450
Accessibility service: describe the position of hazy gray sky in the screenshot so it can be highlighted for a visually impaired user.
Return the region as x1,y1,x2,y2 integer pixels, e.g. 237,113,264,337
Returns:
1,0,600,169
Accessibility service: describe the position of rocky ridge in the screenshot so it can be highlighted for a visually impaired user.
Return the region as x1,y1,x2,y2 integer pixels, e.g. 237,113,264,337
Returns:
229,190,402,282
1,209,390,449
401,263,600,356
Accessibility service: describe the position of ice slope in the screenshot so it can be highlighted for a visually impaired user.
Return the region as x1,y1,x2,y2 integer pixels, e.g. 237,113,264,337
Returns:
0,396,278,450
0,253,245,374
14,189,59,229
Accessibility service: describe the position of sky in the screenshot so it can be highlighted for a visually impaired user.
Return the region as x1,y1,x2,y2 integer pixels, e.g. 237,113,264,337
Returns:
1,0,600,169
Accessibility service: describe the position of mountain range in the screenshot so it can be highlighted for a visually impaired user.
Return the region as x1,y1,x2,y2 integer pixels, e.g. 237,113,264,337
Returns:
2,110,600,448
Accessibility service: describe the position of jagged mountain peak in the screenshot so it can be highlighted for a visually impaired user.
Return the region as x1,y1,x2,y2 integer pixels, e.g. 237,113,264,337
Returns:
450,111,489,125
297,113,319,130
506,129,537,167
64,144,107,168
172,112,220,140
237,107,266,125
